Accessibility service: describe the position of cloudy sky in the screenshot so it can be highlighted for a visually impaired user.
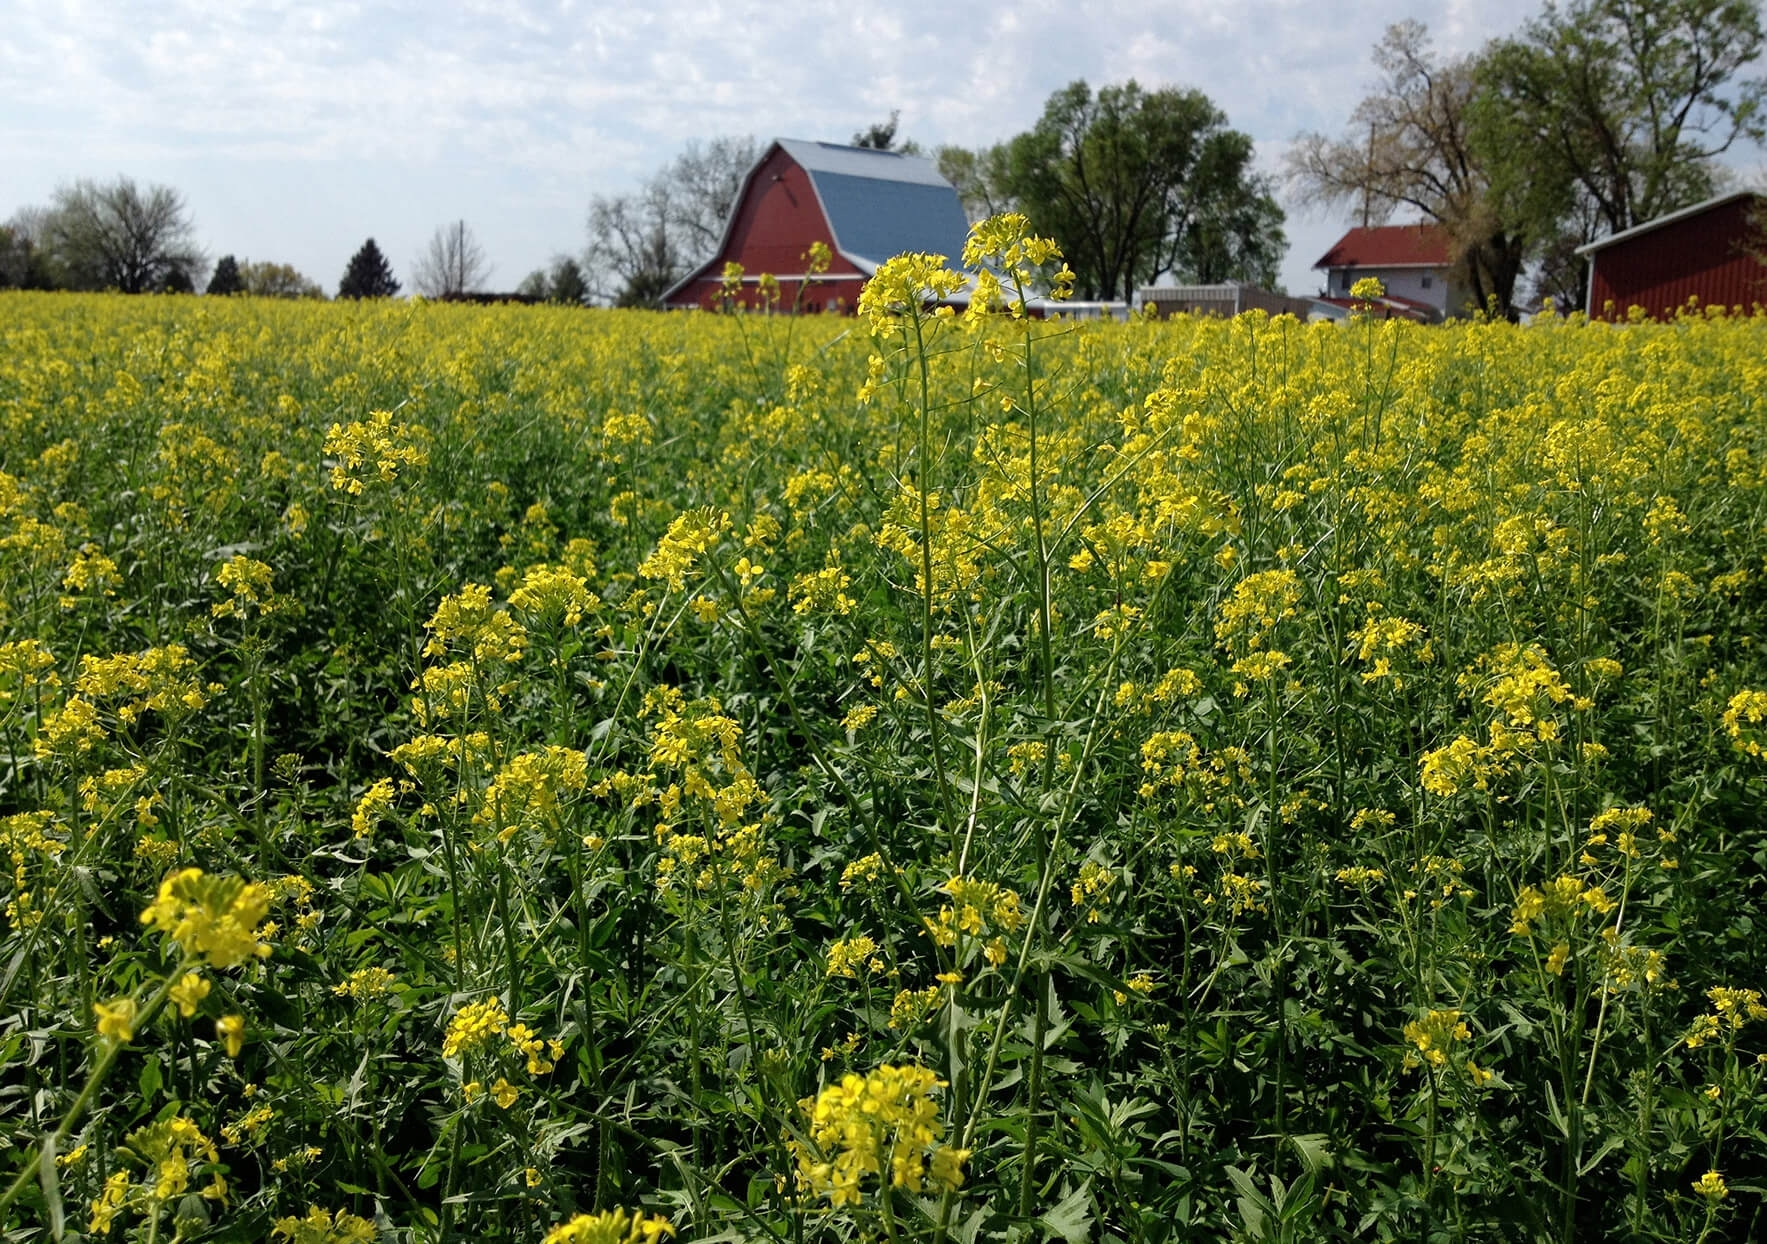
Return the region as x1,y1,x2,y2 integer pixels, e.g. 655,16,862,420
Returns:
0,0,1676,297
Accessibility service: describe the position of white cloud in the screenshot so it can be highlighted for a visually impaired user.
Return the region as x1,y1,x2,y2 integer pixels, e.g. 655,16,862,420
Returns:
0,0,1593,296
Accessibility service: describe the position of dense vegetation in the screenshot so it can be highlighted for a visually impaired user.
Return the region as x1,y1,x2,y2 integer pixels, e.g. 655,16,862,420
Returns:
1,258,1765,1242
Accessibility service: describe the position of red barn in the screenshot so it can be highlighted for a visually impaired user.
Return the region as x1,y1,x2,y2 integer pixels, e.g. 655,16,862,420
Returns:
1577,191,1767,319
663,139,971,313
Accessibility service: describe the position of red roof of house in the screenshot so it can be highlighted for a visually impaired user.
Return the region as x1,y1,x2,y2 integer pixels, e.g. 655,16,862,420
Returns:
1312,294,1436,323
1314,223,1452,270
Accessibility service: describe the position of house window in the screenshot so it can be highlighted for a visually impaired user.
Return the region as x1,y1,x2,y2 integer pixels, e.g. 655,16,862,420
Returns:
1421,274,1434,289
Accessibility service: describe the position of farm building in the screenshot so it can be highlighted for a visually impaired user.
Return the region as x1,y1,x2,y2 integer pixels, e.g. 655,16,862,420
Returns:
1576,191,1767,319
1306,293,1436,324
1137,282,1313,320
1312,223,1471,321
663,139,970,313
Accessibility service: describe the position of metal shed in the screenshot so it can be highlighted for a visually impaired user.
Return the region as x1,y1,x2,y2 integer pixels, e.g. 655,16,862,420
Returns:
1577,191,1767,319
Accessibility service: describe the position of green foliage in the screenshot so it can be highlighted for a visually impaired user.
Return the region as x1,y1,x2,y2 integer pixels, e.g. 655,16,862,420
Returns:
239,261,326,300
0,284,1765,1243
521,257,590,306
947,80,1285,299
207,255,244,297
336,238,401,299
853,111,920,153
1472,0,1767,308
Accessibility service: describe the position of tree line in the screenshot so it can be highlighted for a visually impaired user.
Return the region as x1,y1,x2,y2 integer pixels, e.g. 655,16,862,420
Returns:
7,0,1758,315
586,0,1762,313
1289,0,1764,314
582,93,1286,306
0,180,415,301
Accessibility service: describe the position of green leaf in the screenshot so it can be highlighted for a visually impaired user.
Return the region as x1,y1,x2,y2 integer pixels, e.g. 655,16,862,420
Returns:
1288,1132,1333,1177
138,1055,163,1101
1038,1182,1093,1244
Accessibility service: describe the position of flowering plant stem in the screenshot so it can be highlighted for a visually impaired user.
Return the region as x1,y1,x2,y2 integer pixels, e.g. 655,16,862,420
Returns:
0,956,192,1222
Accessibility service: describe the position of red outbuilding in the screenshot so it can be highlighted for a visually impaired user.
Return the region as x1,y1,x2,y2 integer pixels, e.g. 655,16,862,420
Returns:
1577,191,1767,319
663,139,971,313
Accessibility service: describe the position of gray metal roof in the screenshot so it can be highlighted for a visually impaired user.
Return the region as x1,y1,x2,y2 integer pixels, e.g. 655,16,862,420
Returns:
1574,190,1763,255
775,139,954,187
776,138,971,269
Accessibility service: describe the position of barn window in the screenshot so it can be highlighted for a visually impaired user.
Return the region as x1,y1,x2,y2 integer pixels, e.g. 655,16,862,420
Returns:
1421,274,1434,289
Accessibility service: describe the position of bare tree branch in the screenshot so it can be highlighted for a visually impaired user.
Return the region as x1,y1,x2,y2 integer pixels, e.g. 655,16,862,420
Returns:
412,220,492,298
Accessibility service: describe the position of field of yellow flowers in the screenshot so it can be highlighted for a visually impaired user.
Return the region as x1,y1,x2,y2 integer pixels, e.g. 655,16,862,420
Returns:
2,235,1766,1244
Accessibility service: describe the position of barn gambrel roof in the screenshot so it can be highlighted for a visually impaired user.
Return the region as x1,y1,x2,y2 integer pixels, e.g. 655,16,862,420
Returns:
773,139,970,273
664,139,972,305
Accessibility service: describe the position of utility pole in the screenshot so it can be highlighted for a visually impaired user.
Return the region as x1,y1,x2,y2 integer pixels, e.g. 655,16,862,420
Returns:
1361,122,1374,229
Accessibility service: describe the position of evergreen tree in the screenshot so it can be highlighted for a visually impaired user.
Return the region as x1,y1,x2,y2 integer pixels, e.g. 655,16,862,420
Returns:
207,254,243,296
548,256,588,305
337,238,400,299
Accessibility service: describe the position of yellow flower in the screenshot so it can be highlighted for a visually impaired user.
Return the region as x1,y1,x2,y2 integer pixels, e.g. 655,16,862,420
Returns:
216,1014,246,1057
169,972,211,1018
443,995,510,1059
323,409,429,494
788,1064,966,1206
351,778,396,839
89,1171,130,1234
1402,1009,1471,1072
1722,689,1767,757
333,966,397,1000
543,1209,675,1244
856,253,965,331
270,1204,378,1242
95,997,136,1042
139,868,273,968
826,935,881,979
1692,1169,1728,1201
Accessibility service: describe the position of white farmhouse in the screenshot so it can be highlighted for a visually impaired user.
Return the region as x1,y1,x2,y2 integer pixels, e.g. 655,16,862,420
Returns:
1311,223,1471,322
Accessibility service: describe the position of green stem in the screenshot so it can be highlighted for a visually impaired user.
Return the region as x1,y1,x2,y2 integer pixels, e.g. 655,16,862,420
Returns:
1017,975,1048,1218
909,312,958,836
0,958,190,1220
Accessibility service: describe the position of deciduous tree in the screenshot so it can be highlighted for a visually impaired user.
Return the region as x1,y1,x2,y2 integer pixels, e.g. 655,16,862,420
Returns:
239,260,324,299
852,111,921,153
585,186,681,307
1288,21,1532,315
1474,0,1766,308
41,176,204,293
585,136,758,306
412,220,491,298
935,145,1013,224
948,81,1286,301
0,209,55,289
